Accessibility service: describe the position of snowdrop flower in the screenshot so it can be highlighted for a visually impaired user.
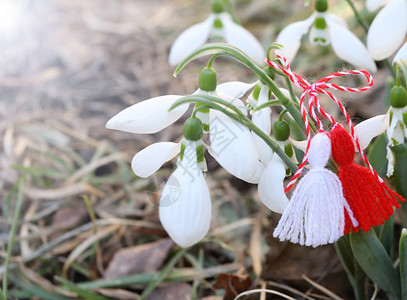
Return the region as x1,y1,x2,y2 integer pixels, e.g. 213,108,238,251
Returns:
106,66,262,184
247,83,297,213
366,0,407,61
169,0,265,66
276,0,377,72
158,118,212,248
353,85,407,177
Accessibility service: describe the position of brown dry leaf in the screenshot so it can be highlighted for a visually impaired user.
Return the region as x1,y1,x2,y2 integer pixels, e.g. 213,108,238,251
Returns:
213,273,252,300
145,283,192,300
104,239,174,279
52,202,88,231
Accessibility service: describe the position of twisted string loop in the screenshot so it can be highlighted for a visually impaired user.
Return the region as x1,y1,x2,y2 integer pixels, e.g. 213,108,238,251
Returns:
265,55,377,192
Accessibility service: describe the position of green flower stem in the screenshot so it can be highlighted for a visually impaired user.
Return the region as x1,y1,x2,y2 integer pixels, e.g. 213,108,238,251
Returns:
279,109,288,121
173,43,307,134
384,59,397,79
251,99,281,112
345,0,369,34
221,0,239,24
285,76,299,104
207,53,223,69
169,95,298,173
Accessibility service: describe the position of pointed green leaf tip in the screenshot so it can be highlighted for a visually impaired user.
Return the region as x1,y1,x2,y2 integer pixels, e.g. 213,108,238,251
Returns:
199,67,217,92
315,0,328,12
390,85,407,108
274,120,290,141
184,118,203,141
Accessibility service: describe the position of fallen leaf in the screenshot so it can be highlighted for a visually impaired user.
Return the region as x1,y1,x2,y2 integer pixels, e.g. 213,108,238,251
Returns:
213,273,252,300
104,239,174,279
145,283,192,300
52,202,88,230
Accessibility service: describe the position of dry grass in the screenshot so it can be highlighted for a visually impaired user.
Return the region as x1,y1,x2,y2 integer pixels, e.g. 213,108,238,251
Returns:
0,0,398,299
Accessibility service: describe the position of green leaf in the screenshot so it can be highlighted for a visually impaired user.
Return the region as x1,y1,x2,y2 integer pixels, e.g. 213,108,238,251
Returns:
378,216,394,258
367,133,388,177
55,276,112,300
400,228,407,300
393,143,407,198
335,236,366,300
350,230,401,298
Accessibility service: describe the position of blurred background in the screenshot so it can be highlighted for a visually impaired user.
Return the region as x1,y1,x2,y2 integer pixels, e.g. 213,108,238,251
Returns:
0,0,395,299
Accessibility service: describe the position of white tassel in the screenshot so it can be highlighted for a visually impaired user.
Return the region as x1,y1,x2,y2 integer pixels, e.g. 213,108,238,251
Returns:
273,132,358,247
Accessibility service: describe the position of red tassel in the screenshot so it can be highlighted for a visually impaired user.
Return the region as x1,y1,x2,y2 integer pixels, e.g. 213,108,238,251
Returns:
330,125,404,234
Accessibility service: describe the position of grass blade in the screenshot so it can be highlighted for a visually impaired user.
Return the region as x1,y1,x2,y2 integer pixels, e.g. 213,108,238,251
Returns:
2,178,25,298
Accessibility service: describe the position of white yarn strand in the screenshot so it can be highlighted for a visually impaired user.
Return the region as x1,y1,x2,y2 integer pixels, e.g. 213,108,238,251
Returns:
273,132,355,247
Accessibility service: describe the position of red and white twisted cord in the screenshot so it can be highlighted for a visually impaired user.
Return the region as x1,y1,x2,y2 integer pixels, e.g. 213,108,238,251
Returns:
265,55,378,192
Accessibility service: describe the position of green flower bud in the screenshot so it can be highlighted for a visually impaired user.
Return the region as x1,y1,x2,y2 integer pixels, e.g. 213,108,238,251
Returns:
315,0,328,12
212,0,223,13
314,17,327,30
274,120,290,141
199,67,217,92
390,85,407,108
184,118,203,141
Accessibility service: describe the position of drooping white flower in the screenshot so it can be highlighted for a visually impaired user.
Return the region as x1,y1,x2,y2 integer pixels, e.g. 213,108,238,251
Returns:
353,85,407,177
169,1,265,66
276,3,377,72
106,68,262,184
393,42,407,64
245,83,294,213
159,138,212,248
367,0,407,61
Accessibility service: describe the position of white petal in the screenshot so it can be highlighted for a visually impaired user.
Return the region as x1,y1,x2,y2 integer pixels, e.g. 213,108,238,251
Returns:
251,109,273,164
290,138,307,152
393,42,407,64
168,15,215,66
209,110,264,183
275,14,316,62
258,155,289,214
220,13,265,65
216,81,256,101
159,166,211,248
257,84,270,106
251,85,273,163
131,142,180,178
366,0,387,11
106,95,187,134
355,113,389,150
367,0,407,60
327,17,377,73
327,13,348,28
